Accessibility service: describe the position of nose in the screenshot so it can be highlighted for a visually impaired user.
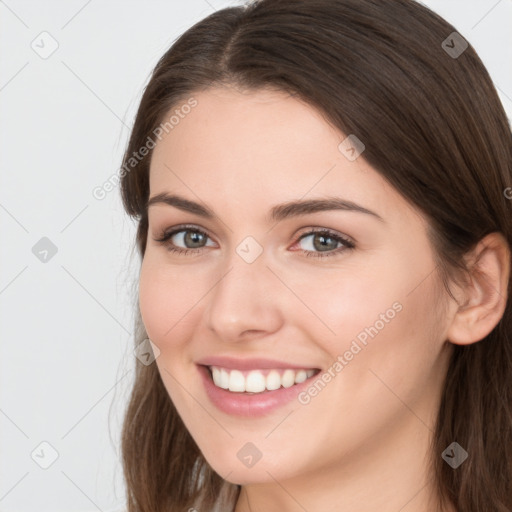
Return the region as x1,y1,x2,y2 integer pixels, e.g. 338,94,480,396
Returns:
203,249,284,343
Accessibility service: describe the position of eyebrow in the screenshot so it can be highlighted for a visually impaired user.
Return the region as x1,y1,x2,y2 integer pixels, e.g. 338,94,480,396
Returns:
146,192,385,223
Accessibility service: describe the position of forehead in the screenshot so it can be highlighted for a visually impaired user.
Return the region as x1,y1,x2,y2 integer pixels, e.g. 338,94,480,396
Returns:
148,86,413,223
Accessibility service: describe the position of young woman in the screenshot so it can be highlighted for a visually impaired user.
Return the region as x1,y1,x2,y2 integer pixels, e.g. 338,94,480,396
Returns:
118,0,512,510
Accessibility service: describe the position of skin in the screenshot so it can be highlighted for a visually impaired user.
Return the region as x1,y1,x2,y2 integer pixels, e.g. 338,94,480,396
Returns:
138,85,510,512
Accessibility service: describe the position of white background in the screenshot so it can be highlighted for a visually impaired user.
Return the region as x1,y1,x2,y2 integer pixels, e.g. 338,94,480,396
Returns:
1,1,511,511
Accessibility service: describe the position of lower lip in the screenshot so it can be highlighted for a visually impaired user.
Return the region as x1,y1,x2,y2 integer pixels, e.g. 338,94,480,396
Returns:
197,365,318,417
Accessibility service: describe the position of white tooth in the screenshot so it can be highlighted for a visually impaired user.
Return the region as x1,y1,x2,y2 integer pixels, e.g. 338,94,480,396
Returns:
219,368,230,389
211,367,317,393
282,369,295,388
246,370,266,393
211,367,221,387
295,369,307,383
228,369,245,392
266,370,282,390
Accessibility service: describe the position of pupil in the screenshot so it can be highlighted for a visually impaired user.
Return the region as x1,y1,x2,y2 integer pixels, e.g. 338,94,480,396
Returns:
314,234,335,251
186,231,204,248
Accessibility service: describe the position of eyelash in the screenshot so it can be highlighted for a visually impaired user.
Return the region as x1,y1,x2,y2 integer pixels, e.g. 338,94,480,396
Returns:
153,224,355,259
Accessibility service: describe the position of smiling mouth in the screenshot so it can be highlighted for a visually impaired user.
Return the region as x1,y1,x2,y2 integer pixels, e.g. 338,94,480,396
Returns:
205,365,321,394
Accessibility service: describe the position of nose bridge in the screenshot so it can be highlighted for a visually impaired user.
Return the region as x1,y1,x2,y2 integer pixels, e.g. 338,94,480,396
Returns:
204,240,282,340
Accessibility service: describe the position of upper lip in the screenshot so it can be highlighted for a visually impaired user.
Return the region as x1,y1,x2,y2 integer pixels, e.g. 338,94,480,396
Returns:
196,356,320,371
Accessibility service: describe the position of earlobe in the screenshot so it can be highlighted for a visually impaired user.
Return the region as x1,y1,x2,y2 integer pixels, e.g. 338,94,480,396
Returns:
446,232,511,346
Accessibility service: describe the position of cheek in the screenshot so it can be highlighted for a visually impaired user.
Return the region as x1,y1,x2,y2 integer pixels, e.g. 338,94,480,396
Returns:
335,273,445,403
302,253,443,375
138,256,214,349
138,262,165,341
281,262,405,355
138,259,187,343
138,261,198,401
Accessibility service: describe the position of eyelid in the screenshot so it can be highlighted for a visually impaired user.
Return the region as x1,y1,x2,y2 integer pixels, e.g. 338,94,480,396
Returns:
153,223,353,242
153,223,215,245
295,226,354,244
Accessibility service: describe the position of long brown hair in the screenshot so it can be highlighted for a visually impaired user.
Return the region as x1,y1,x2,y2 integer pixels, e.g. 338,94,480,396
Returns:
117,1,512,510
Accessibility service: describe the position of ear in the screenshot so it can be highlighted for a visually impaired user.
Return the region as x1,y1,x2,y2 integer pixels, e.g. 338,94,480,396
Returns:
446,232,510,346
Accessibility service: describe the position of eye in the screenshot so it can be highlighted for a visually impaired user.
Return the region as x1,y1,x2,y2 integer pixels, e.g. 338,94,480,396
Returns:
153,225,215,256
292,228,355,258
153,225,355,259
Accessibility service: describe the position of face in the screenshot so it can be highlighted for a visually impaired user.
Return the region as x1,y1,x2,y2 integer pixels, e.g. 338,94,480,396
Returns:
139,86,454,485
